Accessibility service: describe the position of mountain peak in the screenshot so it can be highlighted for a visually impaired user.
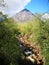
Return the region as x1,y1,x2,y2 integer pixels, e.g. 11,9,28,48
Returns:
13,9,34,22
21,9,30,12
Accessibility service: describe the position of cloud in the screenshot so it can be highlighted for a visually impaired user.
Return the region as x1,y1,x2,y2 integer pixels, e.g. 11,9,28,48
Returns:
0,0,31,16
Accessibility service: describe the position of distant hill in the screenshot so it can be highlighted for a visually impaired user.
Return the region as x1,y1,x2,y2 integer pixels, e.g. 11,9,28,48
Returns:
41,13,49,20
12,9,35,22
12,9,49,22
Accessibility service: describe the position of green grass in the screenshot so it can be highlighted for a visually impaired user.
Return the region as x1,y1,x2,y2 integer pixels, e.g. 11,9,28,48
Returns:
0,16,49,65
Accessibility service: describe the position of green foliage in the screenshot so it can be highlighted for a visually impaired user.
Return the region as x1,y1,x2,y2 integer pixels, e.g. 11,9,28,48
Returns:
39,20,49,65
18,21,33,36
0,18,21,65
18,19,49,65
0,14,49,65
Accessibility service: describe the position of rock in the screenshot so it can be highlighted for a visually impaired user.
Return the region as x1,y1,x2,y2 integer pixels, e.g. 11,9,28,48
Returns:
16,34,44,65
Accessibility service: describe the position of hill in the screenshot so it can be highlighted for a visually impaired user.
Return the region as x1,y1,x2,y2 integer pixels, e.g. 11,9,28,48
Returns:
13,9,35,22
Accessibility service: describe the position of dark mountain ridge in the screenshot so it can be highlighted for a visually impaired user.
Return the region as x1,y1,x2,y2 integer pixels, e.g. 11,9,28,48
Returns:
13,9,35,22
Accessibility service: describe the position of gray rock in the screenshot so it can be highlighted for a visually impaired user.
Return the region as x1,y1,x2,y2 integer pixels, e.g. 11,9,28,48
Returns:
13,9,35,22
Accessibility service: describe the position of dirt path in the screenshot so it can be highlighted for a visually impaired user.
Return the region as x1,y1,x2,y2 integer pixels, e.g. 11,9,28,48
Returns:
16,34,44,65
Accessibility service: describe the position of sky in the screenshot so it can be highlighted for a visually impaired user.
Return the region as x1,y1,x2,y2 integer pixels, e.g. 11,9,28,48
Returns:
0,0,49,17
25,0,49,14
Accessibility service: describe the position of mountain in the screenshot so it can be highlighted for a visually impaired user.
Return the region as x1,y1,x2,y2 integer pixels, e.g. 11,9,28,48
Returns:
41,13,49,20
13,9,35,22
35,13,42,19
13,9,49,22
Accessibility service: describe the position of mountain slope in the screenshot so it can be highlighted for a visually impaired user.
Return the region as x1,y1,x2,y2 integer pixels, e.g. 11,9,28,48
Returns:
13,9,35,22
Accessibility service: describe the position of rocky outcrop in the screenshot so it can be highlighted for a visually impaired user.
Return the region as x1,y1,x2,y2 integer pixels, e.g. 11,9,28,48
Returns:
16,34,44,65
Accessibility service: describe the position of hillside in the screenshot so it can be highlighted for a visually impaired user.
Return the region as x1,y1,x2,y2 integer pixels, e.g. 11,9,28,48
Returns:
0,12,49,65
13,9,49,22
13,9,35,22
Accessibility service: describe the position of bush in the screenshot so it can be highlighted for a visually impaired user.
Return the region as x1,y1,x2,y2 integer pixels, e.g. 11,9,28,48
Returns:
0,18,21,65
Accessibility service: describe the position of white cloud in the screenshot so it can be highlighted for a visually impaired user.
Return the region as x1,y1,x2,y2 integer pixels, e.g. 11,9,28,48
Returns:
0,0,31,16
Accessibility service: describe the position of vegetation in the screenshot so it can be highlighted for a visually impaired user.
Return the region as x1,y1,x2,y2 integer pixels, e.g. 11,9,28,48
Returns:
0,13,49,65
0,16,21,65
